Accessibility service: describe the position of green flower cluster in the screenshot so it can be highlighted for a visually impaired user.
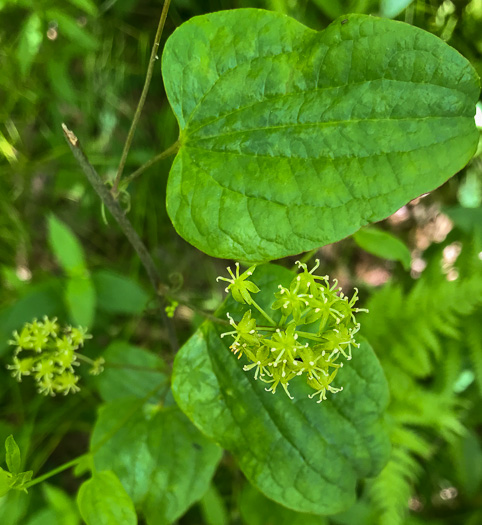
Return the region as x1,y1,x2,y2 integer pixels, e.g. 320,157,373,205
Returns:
6,317,104,396
217,261,368,402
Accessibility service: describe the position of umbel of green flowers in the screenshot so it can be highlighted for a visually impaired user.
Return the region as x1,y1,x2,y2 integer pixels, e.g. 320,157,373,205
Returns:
7,317,104,396
217,261,368,402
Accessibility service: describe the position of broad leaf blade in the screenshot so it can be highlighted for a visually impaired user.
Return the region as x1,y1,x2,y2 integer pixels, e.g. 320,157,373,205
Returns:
172,264,390,515
163,10,479,262
91,399,222,525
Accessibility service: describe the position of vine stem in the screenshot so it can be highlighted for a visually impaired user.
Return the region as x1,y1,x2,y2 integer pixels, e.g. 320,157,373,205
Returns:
123,140,179,187
112,0,172,196
24,455,86,489
61,123,178,352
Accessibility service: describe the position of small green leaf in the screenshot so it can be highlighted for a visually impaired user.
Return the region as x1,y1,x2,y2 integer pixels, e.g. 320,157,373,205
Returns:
92,270,149,315
91,399,222,525
163,10,479,262
380,0,415,19
42,483,81,525
77,471,137,525
200,484,229,525
172,264,390,515
65,277,96,327
16,13,43,77
0,467,13,498
95,341,167,402
353,226,411,269
9,470,33,492
5,436,21,475
47,215,87,278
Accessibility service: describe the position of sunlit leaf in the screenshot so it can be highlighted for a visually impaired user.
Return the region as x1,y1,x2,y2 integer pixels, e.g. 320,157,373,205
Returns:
163,10,479,262
353,226,411,269
16,13,43,78
47,215,87,278
5,436,21,475
66,277,96,327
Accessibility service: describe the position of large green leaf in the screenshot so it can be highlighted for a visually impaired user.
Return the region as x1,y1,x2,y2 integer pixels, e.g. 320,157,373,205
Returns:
91,398,222,525
163,9,479,262
172,264,390,515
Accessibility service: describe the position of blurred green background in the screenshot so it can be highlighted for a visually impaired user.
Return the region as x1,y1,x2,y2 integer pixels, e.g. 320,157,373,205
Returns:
1,0,482,524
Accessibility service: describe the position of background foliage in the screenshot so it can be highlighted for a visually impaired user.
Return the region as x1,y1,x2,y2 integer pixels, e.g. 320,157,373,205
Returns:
1,0,481,524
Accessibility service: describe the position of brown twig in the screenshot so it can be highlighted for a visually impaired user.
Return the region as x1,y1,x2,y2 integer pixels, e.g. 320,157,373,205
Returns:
61,123,178,352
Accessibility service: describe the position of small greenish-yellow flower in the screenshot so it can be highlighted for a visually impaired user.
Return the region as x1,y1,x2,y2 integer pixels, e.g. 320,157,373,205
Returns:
221,310,260,357
262,365,297,399
69,326,92,348
33,359,56,381
37,376,56,396
8,327,33,352
89,357,105,376
31,330,49,353
55,335,73,353
307,371,344,403
266,323,302,367
272,282,307,322
7,357,36,381
54,347,78,372
55,372,80,395
216,263,260,304
242,344,271,380
42,316,59,337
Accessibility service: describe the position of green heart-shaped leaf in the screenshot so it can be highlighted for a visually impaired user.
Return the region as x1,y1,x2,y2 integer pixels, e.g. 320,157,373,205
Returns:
162,9,479,262
172,264,390,514
91,399,222,524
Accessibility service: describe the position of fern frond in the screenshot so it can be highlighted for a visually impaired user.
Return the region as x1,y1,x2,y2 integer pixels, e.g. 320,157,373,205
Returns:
362,274,482,379
368,447,421,525
465,311,482,395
